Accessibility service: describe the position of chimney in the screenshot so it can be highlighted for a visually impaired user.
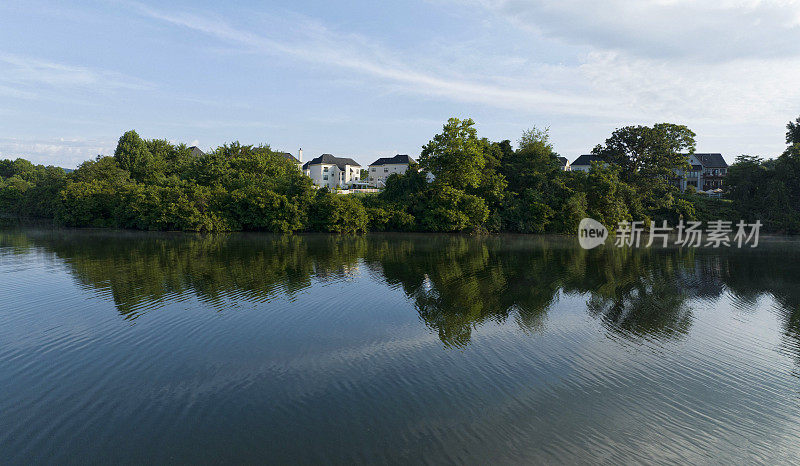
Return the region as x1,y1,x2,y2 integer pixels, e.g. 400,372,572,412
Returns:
298,148,303,162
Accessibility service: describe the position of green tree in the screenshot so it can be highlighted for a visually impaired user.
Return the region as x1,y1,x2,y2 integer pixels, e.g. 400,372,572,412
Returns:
419,118,486,190
228,187,303,233
592,123,694,193
502,126,561,194
113,130,163,183
413,185,489,232
307,190,368,234
787,116,800,145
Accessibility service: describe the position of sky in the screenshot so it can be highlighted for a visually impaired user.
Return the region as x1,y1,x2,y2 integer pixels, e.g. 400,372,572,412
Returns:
1,0,800,168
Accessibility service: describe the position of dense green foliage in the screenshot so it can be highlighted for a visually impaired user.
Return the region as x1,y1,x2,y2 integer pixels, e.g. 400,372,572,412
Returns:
592,123,694,213
723,121,800,233
1,117,799,233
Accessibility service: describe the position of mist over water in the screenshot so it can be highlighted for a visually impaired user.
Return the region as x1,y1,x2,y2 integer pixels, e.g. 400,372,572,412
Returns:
2,229,800,463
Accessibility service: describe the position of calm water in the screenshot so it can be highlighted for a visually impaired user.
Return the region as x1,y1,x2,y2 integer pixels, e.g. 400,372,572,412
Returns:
2,229,800,464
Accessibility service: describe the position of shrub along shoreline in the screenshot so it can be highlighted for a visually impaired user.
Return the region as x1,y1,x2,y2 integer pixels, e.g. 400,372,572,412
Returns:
1,116,799,234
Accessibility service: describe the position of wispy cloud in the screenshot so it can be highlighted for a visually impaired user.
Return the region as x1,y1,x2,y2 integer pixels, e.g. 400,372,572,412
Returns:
4,0,798,164
127,2,626,118
0,52,154,98
129,1,800,141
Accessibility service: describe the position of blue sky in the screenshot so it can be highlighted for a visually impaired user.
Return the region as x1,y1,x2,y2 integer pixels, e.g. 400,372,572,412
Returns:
2,0,800,168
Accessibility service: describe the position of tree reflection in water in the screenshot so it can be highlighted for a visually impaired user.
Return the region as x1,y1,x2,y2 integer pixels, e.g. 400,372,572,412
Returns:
4,230,800,350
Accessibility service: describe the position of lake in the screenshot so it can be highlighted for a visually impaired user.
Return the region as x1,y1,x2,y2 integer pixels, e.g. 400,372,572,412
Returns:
2,229,800,464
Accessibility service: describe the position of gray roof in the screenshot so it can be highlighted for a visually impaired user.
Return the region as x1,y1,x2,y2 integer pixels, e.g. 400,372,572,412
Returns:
277,152,300,163
189,146,205,157
369,154,416,166
572,154,602,166
694,153,728,168
557,156,569,166
570,153,727,169
302,153,361,171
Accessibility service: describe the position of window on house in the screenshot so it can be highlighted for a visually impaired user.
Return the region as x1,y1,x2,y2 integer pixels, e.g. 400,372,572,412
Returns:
323,175,328,180
384,168,388,173
323,167,329,172
371,168,376,172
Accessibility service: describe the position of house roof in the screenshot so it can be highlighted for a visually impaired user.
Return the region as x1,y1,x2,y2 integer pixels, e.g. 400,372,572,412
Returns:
694,153,728,168
277,152,300,163
369,154,416,166
557,156,569,166
572,154,602,166
189,146,205,157
302,153,361,171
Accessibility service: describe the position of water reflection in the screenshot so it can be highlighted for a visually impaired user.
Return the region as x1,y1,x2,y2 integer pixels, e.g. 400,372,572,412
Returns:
3,230,800,348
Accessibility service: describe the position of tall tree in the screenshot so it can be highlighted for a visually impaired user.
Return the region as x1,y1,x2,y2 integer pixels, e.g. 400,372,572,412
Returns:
502,126,560,193
419,118,486,190
113,130,159,182
592,123,695,186
591,123,694,213
786,116,800,145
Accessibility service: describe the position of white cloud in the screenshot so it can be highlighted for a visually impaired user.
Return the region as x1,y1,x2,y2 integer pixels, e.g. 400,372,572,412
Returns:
578,51,800,124
432,0,800,157
0,137,114,168
468,0,800,60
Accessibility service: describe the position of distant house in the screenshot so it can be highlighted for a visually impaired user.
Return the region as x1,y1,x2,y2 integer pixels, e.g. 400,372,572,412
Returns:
302,154,361,189
367,154,415,187
557,156,571,171
570,154,603,172
189,146,205,157
675,153,728,192
277,151,303,170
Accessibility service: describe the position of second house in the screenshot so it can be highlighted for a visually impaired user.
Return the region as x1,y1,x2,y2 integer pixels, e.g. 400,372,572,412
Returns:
367,154,415,187
303,154,362,189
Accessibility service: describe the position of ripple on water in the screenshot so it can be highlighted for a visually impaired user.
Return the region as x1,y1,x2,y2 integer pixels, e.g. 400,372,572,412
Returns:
3,231,800,463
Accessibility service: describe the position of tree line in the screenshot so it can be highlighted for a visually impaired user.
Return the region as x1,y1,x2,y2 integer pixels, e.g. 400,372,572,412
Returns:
1,116,799,233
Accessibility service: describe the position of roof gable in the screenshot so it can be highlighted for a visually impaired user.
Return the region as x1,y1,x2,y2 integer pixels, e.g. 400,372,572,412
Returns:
572,154,602,166
277,152,300,163
304,153,361,170
369,154,416,166
695,153,728,168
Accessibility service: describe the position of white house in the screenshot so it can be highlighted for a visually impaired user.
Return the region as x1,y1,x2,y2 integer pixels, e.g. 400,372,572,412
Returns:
302,153,362,189
367,154,415,187
570,154,603,172
557,156,571,171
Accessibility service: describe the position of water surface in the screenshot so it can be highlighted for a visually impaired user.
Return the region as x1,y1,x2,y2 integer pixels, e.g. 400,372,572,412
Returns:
2,229,800,463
